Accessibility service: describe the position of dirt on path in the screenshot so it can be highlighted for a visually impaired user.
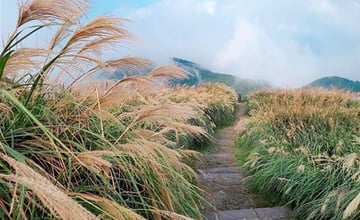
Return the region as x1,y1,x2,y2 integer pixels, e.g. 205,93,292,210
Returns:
196,103,270,211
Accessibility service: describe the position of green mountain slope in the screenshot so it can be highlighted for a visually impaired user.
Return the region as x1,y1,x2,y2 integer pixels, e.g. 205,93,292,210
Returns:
171,58,270,96
308,76,360,92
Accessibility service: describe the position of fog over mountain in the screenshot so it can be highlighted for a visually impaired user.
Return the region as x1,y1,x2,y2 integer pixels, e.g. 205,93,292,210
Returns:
2,0,360,87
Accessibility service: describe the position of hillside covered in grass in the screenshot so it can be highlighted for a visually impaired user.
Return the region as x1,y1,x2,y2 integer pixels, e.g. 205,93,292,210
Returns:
171,58,270,96
308,76,360,92
0,0,238,219
237,89,360,219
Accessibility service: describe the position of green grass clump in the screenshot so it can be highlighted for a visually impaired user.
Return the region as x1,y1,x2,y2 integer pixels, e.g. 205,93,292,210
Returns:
237,88,360,220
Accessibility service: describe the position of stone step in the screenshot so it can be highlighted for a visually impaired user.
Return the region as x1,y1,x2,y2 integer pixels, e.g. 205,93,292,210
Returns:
214,130,235,135
203,207,291,220
214,139,236,146
197,166,259,210
199,166,242,173
197,167,245,181
199,154,237,168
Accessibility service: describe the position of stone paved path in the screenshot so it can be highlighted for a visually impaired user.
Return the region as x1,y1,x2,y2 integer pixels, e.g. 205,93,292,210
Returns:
197,103,291,220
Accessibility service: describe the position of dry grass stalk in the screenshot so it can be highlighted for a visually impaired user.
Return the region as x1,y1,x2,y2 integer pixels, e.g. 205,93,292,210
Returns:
68,57,150,90
3,48,49,77
132,128,176,146
67,16,129,48
99,76,150,101
104,57,151,70
129,103,197,123
160,187,175,212
72,193,146,220
342,153,358,171
0,153,98,220
115,103,200,142
146,65,189,80
159,121,208,138
78,35,120,55
49,24,72,50
76,151,116,178
343,192,360,219
120,139,196,175
17,0,87,27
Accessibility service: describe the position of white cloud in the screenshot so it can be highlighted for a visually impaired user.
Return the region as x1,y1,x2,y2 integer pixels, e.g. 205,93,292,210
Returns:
215,19,319,87
310,0,338,17
308,0,360,33
134,7,153,19
202,1,217,15
120,0,360,87
0,1,18,44
117,0,234,66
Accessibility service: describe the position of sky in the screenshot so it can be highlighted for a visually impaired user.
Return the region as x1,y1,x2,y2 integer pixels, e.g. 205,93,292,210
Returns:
1,0,360,87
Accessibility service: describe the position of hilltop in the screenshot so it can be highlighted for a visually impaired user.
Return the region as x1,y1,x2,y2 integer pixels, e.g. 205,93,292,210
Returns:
308,76,360,92
171,58,270,96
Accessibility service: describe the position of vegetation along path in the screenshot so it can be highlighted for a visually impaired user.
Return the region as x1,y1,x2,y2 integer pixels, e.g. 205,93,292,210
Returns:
197,103,291,220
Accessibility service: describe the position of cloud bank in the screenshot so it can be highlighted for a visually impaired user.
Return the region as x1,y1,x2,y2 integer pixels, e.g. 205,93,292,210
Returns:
1,0,360,87
113,0,360,87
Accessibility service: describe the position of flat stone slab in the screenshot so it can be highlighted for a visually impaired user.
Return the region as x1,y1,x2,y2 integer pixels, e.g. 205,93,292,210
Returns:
204,208,258,220
200,153,236,168
255,207,291,220
197,167,245,181
199,166,242,173
203,207,291,220
214,139,235,146
203,153,236,160
198,176,257,210
198,172,244,181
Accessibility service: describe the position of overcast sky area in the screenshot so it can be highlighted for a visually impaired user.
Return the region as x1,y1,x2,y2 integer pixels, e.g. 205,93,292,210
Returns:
1,0,360,87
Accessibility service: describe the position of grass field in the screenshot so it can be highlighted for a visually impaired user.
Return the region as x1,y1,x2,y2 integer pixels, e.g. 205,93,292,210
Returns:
0,0,237,219
237,88,360,219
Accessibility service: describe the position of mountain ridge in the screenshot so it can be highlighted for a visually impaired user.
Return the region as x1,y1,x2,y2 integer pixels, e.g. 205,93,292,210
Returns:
171,57,270,95
307,76,360,92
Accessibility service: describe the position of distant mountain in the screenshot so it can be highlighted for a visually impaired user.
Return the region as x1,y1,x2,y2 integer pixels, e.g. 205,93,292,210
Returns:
308,76,360,92
171,58,270,96
98,57,271,95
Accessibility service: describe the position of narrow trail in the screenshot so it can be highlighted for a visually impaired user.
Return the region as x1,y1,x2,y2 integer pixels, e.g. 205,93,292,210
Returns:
197,103,291,220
